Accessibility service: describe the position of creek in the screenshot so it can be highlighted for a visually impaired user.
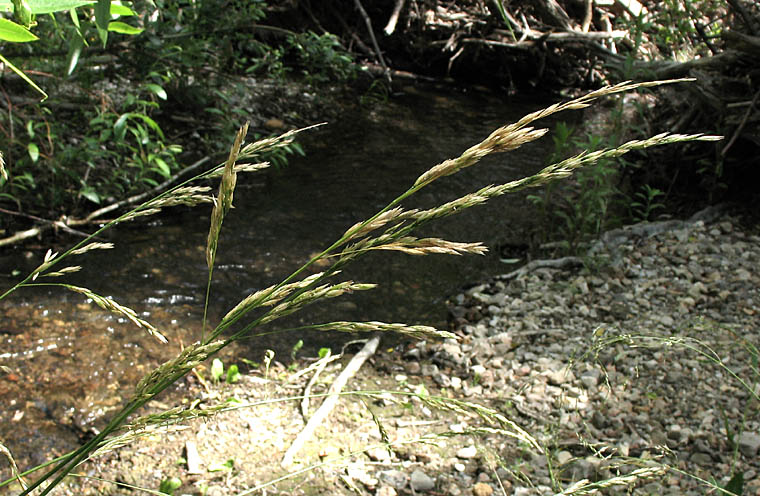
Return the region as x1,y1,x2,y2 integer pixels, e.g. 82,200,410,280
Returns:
0,86,563,478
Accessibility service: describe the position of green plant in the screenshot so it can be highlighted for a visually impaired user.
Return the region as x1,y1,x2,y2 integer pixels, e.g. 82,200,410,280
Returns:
158,476,182,495
0,80,720,496
286,31,357,84
630,183,665,221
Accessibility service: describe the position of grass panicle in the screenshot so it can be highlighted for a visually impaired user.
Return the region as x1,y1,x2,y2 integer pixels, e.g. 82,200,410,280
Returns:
6,81,726,496
0,441,26,491
310,321,458,340
39,266,82,277
64,284,168,343
220,271,329,327
206,123,248,271
134,340,224,399
70,242,115,255
257,281,377,326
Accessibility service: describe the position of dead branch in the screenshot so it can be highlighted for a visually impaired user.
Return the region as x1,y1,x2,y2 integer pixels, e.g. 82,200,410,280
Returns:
0,156,211,248
384,0,405,35
281,335,380,468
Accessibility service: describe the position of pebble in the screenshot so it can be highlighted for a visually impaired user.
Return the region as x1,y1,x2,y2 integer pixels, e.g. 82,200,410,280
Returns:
410,469,435,492
456,445,478,459
472,482,494,496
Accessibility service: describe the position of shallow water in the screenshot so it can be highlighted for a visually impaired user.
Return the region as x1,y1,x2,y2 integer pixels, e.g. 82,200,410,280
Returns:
0,86,563,477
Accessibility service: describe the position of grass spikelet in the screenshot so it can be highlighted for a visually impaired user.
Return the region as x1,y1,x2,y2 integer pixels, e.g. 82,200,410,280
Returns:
220,272,329,326
258,281,377,325
70,242,115,255
341,207,414,242
63,284,168,343
41,266,82,278
134,340,224,398
555,466,668,495
207,123,248,270
376,237,487,256
418,396,541,451
121,208,161,222
206,162,270,178
0,441,26,491
146,186,213,209
30,249,59,281
237,123,324,159
310,321,457,340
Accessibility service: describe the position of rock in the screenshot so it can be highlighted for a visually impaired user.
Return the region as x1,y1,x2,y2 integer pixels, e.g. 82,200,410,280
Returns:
367,447,392,462
556,450,573,465
410,469,435,492
739,432,760,458
472,482,494,496
377,470,407,489
579,369,601,389
376,486,397,496
457,446,478,459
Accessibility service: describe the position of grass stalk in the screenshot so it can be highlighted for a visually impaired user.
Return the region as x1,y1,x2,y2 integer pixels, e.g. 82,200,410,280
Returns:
7,80,722,495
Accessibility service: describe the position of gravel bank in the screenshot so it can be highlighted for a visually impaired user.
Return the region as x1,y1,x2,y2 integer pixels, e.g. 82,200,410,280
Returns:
34,211,758,496
408,210,760,495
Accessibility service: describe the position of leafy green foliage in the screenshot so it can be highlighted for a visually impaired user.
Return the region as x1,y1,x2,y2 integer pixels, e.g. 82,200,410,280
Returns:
158,476,182,495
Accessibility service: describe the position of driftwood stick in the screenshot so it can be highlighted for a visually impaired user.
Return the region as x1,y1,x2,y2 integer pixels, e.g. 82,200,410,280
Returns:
281,335,380,468
0,156,212,248
496,256,584,280
384,0,405,35
353,0,389,76
300,350,334,419
82,156,211,223
721,88,760,157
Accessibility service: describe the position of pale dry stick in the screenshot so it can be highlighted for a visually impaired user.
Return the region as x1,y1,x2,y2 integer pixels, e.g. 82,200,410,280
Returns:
300,349,333,419
281,335,380,468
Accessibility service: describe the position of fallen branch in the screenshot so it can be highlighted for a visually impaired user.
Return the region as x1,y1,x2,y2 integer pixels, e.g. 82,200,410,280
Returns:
384,0,405,35
353,0,389,76
281,335,380,468
0,156,211,248
496,256,584,280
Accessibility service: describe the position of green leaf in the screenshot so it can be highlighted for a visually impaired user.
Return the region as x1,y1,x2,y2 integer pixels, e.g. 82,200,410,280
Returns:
144,83,166,100
225,364,241,384
113,113,129,141
109,2,133,15
0,53,46,100
210,358,224,381
107,20,142,35
0,0,97,14
94,0,109,46
318,348,330,359
0,18,38,41
152,157,170,177
27,142,39,162
207,459,234,472
158,476,182,495
65,34,84,75
724,472,744,496
79,186,100,203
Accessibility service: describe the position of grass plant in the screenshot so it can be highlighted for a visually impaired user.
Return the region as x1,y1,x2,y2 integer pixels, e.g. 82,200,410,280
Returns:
0,79,722,495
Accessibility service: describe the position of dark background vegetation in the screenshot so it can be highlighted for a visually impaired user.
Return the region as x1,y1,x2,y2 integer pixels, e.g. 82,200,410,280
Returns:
0,0,758,246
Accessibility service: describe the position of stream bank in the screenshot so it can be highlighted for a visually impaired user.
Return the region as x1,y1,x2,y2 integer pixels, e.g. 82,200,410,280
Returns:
7,206,757,496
